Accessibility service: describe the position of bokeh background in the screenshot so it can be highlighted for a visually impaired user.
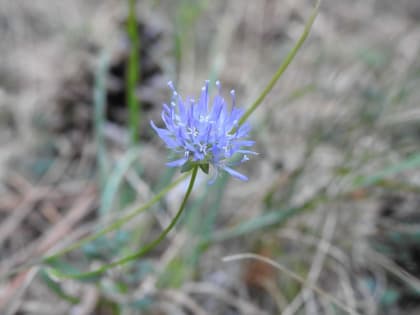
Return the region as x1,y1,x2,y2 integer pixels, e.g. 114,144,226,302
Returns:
1,0,420,314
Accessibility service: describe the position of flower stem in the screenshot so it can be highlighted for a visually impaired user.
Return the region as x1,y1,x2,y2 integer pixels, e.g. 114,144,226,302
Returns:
237,0,320,128
44,173,189,263
48,166,199,280
0,173,190,281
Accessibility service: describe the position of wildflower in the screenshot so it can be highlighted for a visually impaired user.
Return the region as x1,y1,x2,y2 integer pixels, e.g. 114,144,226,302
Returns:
151,81,256,181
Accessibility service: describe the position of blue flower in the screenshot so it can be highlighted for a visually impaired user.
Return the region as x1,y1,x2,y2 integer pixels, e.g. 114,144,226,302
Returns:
151,80,256,181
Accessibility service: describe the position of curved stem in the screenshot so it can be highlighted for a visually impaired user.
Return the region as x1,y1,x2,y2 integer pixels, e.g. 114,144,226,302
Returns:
44,173,189,263
0,173,190,281
236,0,320,129
51,166,199,280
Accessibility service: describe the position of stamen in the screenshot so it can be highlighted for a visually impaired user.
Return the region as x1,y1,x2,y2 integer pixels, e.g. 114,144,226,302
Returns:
187,127,199,137
168,81,175,91
203,80,210,109
230,90,236,107
216,80,221,94
199,143,208,154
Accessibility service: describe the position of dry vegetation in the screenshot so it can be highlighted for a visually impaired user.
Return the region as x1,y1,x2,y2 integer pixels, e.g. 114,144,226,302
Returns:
0,0,420,314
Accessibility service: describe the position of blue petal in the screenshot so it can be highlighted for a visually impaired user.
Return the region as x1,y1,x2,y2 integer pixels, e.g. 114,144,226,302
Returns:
236,149,258,155
234,140,255,147
198,88,207,116
150,120,171,136
166,157,188,167
150,121,179,148
222,166,248,181
211,95,224,120
161,111,173,130
153,80,255,180
163,103,171,114
178,96,188,122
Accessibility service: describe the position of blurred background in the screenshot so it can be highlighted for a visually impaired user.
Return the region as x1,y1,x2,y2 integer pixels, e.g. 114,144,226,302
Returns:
0,0,420,314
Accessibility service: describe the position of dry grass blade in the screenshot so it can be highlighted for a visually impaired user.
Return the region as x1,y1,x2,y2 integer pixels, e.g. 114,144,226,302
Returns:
0,189,96,312
2,268,38,315
69,286,98,315
279,227,357,313
182,282,269,315
369,250,420,292
282,212,336,315
222,253,361,315
0,187,51,249
161,290,209,315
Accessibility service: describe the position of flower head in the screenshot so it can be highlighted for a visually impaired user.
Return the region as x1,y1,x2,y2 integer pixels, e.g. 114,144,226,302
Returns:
151,80,256,181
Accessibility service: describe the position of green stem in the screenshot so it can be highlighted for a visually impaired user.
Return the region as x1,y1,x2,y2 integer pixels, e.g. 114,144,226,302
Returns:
49,166,199,279
44,173,189,263
127,0,140,144
236,0,320,129
0,173,189,281
94,52,109,190
0,173,188,280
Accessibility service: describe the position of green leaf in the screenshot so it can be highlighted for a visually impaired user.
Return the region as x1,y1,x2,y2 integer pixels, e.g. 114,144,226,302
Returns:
123,260,154,284
48,266,104,282
100,148,142,216
157,257,190,288
39,268,80,304
202,194,323,245
181,161,194,173
44,257,102,282
82,231,130,260
354,152,420,188
127,297,154,310
380,289,400,306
